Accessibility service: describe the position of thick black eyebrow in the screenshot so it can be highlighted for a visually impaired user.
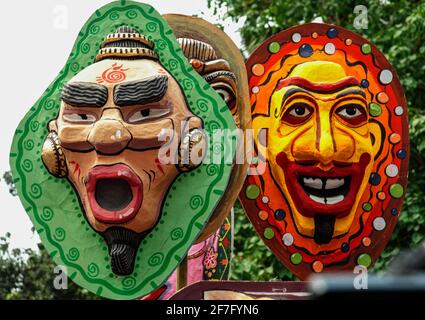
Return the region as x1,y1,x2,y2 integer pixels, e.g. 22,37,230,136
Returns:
282,86,365,102
282,87,312,102
335,88,366,98
61,82,108,107
114,75,168,107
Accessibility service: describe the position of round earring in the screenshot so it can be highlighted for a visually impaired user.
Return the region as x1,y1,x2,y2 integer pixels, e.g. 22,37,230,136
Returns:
177,129,207,172
41,131,68,178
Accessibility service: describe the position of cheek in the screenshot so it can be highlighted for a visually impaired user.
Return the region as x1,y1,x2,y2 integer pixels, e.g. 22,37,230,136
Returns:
333,125,372,160
63,150,96,183
286,126,316,160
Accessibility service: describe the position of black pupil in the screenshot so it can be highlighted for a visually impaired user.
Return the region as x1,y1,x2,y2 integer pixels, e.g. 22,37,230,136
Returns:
346,106,357,116
141,109,150,117
79,114,88,120
295,106,306,116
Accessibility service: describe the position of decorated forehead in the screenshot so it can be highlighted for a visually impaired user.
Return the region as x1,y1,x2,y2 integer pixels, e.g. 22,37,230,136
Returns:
241,23,409,279
10,2,236,299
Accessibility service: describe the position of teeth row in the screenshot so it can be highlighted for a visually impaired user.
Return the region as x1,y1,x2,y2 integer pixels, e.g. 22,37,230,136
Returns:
303,177,345,190
309,195,344,204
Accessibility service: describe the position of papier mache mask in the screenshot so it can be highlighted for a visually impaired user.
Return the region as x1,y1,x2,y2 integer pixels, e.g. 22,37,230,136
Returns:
10,1,248,299
239,23,409,279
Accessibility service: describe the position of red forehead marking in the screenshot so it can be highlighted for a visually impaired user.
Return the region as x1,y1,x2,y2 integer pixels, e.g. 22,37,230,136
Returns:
276,76,360,92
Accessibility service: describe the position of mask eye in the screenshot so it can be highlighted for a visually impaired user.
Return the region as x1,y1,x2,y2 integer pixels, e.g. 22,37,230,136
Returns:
336,104,367,126
63,113,97,123
282,103,313,125
127,108,170,124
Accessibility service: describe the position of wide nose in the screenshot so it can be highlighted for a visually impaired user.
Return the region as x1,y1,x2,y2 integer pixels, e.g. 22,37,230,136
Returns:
316,113,335,165
88,109,131,154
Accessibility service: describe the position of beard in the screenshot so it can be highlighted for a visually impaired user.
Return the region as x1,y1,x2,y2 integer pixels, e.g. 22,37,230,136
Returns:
102,227,148,276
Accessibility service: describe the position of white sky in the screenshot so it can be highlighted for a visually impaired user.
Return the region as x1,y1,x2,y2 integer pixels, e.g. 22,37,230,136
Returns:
0,0,243,250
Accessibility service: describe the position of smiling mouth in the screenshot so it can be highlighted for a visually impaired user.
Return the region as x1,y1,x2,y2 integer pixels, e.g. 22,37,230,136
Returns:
86,164,142,224
298,176,351,205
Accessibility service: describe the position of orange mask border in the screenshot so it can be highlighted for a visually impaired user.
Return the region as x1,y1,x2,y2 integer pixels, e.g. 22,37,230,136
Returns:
240,23,409,279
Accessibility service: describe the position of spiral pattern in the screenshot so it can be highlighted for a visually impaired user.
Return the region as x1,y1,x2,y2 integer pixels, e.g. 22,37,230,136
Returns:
208,120,220,131
23,139,34,151
183,79,194,91
89,24,100,35
41,207,54,222
126,10,138,19
102,69,126,84
170,227,184,241
53,227,66,241
22,159,33,172
30,120,39,132
67,247,80,261
81,42,91,54
109,11,119,21
196,98,209,112
148,252,164,266
87,263,100,278
168,59,178,71
122,276,136,289
206,164,219,176
146,22,157,32
155,39,166,50
70,61,80,73
43,99,56,111
190,195,204,210
29,183,42,199
213,142,224,155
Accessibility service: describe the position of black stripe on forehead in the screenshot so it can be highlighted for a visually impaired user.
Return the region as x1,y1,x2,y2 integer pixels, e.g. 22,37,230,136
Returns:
114,75,168,107
61,82,108,107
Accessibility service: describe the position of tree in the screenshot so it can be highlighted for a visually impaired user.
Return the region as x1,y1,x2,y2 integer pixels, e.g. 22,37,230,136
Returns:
209,0,425,279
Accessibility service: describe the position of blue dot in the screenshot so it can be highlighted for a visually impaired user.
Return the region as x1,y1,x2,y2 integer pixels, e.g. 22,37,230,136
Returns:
369,173,381,186
341,243,350,252
327,28,338,38
274,209,286,220
391,208,398,216
299,44,313,57
361,79,369,88
397,149,407,159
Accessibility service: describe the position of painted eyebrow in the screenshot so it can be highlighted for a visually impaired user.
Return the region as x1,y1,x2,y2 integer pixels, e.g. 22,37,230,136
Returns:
114,75,168,107
282,87,313,102
61,82,108,107
335,88,366,98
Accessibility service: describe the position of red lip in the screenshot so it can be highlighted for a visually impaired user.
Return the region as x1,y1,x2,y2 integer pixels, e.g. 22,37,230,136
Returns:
276,153,370,218
86,164,142,224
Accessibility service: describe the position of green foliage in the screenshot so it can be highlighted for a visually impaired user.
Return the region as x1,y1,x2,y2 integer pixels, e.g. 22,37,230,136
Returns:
0,233,99,299
210,0,425,278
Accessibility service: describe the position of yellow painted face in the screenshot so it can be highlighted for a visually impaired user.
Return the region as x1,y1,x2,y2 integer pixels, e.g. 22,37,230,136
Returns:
256,61,373,243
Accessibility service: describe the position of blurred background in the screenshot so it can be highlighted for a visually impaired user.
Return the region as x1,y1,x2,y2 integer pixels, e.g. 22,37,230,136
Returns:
1,0,424,299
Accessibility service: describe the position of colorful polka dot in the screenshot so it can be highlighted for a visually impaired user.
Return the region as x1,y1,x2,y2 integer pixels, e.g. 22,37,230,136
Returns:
362,202,372,212
389,133,401,144
360,79,369,88
324,43,336,55
394,106,404,116
377,92,389,104
341,243,350,252
396,149,407,159
299,44,313,57
369,172,381,186
345,38,352,46
385,164,399,178
327,28,338,38
258,210,268,221
373,217,386,231
369,103,382,116
312,261,323,273
274,209,286,220
252,64,265,76
262,196,269,204
268,41,280,53
292,33,302,43
246,184,260,199
357,253,372,268
361,43,372,54
391,208,398,216
362,237,371,247
311,32,318,39
282,233,294,246
389,183,404,198
379,69,393,85
264,227,274,240
251,86,260,94
290,252,302,265
377,191,386,201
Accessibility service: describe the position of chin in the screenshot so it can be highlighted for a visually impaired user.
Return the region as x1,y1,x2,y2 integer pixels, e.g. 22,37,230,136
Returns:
275,152,371,244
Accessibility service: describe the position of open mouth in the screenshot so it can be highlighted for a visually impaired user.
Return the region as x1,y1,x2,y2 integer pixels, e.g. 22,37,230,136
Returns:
86,164,142,224
276,152,371,219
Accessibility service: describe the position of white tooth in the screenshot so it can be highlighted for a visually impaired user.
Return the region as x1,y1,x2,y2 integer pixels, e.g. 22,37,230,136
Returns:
309,195,326,204
303,177,323,189
326,195,344,204
325,178,344,190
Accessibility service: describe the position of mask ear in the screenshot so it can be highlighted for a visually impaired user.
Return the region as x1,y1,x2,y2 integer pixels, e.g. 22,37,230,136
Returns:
42,126,68,178
368,119,385,160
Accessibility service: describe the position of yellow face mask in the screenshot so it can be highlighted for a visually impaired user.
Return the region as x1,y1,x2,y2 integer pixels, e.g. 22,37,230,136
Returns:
258,61,373,243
